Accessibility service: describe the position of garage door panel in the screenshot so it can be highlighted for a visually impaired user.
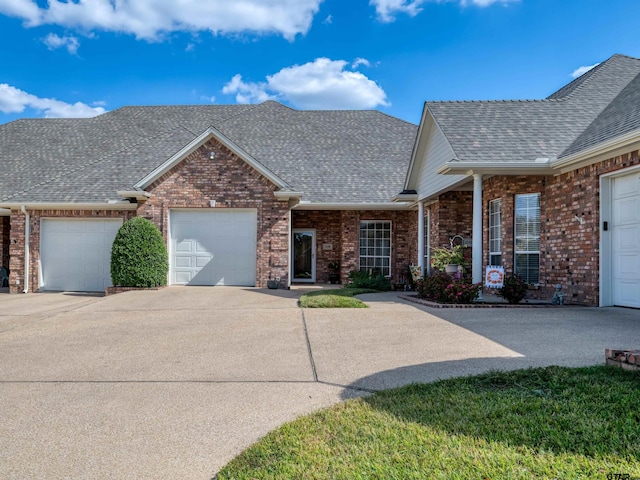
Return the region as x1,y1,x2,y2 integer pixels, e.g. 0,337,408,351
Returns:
175,256,191,268
170,210,257,286
40,219,122,292
195,255,212,268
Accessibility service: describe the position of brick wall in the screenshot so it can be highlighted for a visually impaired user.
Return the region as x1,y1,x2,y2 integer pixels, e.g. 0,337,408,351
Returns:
426,191,473,275
138,139,290,288
428,191,473,249
292,211,342,283
0,216,9,271
293,209,417,284
8,211,24,293
480,148,640,305
482,175,547,296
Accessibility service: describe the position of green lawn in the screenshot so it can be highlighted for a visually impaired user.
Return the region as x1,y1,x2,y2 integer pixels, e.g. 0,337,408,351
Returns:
217,366,640,479
298,288,378,308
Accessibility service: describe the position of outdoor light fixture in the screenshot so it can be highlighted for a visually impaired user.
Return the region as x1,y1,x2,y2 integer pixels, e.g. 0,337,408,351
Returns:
209,151,216,159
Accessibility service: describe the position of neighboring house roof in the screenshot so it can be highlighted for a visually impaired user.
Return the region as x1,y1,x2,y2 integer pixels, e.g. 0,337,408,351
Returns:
0,101,417,205
424,54,640,166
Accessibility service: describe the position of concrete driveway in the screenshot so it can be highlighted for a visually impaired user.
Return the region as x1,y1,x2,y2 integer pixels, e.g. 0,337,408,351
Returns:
0,288,638,479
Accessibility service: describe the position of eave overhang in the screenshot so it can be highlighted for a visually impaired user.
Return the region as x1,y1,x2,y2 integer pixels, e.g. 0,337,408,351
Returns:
273,191,303,201
293,202,414,211
391,192,418,203
0,202,138,211
436,160,556,176
117,191,152,201
554,128,640,173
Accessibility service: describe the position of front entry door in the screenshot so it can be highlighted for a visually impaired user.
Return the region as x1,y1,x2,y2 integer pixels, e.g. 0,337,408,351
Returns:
293,229,316,282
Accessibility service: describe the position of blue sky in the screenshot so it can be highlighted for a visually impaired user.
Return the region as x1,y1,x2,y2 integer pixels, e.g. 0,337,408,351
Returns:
0,0,638,125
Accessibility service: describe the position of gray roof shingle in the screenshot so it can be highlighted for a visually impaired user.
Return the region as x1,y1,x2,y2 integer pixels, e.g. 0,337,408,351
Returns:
426,54,640,165
0,102,417,204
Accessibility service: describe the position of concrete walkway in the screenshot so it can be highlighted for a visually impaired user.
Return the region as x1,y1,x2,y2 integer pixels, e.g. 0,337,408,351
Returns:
0,287,637,479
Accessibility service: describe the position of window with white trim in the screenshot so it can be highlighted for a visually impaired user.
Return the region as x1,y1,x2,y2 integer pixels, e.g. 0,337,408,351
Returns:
359,221,392,277
489,199,502,266
514,193,540,284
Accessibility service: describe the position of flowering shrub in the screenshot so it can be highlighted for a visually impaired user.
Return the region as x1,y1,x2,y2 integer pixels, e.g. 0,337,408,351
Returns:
497,275,528,304
415,272,482,304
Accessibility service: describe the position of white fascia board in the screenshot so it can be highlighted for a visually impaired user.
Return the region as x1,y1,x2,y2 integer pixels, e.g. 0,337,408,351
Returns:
404,102,428,190
294,202,414,211
0,208,11,216
117,191,152,200
273,191,303,201
0,202,138,211
553,128,640,173
391,193,418,202
134,127,289,190
436,162,555,176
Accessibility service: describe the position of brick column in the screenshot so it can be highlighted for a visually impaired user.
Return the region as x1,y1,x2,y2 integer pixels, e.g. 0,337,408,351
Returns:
9,210,25,293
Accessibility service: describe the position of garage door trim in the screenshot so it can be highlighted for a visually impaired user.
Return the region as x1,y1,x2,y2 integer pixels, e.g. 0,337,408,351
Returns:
600,164,640,307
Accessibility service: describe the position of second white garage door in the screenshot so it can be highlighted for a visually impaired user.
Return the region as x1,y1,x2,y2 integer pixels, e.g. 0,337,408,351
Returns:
170,209,257,286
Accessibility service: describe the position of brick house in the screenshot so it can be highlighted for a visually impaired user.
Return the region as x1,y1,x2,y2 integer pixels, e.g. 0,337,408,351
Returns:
2,54,640,308
402,54,640,307
0,102,418,293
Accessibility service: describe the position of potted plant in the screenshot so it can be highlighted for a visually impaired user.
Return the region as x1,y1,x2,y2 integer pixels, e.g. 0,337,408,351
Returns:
497,275,528,304
328,260,340,284
430,245,465,273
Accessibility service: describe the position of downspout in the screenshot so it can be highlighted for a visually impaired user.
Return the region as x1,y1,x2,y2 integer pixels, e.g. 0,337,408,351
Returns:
20,205,30,293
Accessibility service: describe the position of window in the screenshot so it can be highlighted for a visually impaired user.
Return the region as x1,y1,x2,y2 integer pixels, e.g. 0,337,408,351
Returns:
514,193,540,284
489,199,502,266
359,221,391,277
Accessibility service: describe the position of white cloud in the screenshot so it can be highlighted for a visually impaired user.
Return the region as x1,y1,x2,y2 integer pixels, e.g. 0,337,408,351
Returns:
200,95,216,103
222,58,389,110
352,57,371,68
0,83,106,118
222,74,275,104
370,0,517,22
0,0,321,40
371,0,423,22
42,33,80,54
322,14,332,24
571,63,600,79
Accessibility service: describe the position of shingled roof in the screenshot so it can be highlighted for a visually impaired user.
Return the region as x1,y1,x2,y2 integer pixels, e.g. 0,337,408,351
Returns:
0,101,417,204
426,54,640,165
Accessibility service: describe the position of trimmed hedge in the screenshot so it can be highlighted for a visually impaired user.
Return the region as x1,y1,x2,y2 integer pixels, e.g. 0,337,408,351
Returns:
110,217,169,288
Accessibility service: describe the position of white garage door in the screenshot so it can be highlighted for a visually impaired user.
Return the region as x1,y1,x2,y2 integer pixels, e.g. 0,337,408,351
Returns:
612,170,640,308
40,218,122,292
170,210,257,286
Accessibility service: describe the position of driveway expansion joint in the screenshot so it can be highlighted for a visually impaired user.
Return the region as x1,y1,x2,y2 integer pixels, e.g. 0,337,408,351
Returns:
300,309,319,383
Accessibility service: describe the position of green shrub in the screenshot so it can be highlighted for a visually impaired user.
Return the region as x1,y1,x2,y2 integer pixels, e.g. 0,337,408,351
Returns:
415,272,481,304
110,217,168,287
497,275,528,304
347,270,391,291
